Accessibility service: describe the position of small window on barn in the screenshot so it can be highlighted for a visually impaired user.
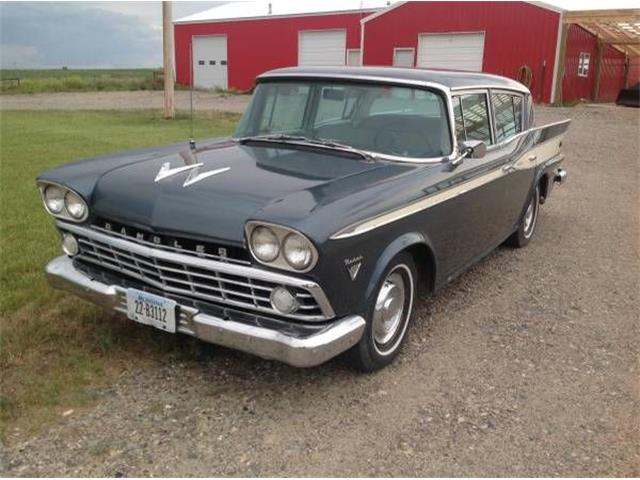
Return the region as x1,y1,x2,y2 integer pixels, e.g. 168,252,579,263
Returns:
578,52,590,77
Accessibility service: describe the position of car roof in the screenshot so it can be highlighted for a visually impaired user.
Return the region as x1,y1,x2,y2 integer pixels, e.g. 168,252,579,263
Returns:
258,66,530,94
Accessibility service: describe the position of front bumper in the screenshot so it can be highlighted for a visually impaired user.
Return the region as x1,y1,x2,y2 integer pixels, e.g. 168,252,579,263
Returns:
46,255,365,367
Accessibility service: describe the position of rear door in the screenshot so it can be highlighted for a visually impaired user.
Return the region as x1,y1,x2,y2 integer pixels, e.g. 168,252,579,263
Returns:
488,90,570,234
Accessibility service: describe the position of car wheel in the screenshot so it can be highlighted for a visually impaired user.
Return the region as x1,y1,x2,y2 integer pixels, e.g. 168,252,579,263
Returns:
347,252,417,372
506,184,540,248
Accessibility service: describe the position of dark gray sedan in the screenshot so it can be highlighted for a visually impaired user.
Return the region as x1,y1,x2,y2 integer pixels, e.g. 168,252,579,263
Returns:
38,67,570,371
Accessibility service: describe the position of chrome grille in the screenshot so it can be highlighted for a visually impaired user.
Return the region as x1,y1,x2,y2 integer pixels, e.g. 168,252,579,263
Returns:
59,223,330,321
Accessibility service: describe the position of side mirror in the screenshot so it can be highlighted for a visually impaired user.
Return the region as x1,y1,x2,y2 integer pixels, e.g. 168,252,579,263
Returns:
459,140,487,159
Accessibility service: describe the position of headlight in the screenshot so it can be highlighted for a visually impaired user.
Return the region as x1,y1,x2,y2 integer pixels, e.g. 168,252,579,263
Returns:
38,182,89,223
44,185,65,213
246,222,318,272
250,226,279,262
282,233,313,270
64,191,87,220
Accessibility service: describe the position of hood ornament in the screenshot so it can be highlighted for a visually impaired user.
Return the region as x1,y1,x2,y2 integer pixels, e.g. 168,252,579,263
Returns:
154,150,230,187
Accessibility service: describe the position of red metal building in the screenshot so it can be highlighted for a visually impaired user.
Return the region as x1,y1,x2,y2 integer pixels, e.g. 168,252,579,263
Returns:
174,1,636,104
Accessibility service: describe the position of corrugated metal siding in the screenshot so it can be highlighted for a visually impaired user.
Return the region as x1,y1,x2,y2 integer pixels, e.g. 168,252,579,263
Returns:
174,12,367,91
362,1,560,103
562,24,597,103
628,57,640,86
598,45,626,102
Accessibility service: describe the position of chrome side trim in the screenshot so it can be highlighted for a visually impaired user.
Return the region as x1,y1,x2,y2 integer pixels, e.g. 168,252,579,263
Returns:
58,222,336,319
45,255,363,368
450,84,530,95
331,121,570,240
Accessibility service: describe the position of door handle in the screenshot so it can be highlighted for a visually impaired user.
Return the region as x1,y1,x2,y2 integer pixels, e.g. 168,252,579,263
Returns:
528,155,538,162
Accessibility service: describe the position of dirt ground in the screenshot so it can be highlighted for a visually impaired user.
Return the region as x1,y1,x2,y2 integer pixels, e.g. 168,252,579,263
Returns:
2,104,639,476
0,91,251,114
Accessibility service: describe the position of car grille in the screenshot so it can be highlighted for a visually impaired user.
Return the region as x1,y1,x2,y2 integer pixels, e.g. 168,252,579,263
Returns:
59,224,329,322
92,218,251,265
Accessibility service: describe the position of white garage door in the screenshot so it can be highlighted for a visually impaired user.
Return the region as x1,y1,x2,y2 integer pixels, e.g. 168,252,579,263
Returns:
417,32,485,72
298,30,346,66
193,36,228,90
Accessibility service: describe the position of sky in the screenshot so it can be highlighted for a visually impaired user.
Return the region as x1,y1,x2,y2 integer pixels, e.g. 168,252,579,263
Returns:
0,0,637,69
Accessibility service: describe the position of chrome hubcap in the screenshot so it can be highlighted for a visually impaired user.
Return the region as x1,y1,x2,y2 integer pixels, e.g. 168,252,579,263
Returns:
373,271,406,345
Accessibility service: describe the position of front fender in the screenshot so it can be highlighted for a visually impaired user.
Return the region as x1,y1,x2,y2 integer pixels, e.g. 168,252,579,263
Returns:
363,231,434,308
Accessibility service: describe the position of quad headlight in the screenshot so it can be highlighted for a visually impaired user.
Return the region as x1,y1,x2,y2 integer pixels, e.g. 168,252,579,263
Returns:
39,182,89,222
282,233,313,270
44,185,65,214
64,190,87,220
250,226,280,262
246,222,318,272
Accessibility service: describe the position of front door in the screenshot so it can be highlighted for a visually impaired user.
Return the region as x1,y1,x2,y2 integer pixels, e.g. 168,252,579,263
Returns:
193,36,228,90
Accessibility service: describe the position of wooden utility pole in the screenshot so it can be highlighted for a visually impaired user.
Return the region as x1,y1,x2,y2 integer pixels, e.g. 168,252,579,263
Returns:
162,1,175,119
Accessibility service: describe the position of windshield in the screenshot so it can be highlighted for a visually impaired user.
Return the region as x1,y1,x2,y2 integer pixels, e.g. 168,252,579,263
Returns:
234,81,452,159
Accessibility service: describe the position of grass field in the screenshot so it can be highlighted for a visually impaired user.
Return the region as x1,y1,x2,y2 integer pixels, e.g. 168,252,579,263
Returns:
0,69,171,94
0,110,241,438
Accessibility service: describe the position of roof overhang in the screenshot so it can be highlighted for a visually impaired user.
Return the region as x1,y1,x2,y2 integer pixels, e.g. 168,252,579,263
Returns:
563,9,640,57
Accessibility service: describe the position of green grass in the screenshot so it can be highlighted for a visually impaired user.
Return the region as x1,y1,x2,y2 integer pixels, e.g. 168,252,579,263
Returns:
0,68,175,94
0,110,240,438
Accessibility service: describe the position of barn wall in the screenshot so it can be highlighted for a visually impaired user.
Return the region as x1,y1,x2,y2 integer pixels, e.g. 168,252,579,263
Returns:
362,1,560,102
598,44,626,102
562,24,598,102
627,56,640,86
174,12,368,91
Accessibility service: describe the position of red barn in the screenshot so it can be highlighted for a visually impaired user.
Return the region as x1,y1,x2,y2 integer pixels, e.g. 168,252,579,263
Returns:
174,2,639,104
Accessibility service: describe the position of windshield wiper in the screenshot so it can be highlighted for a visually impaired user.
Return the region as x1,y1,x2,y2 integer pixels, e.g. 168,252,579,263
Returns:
236,134,376,160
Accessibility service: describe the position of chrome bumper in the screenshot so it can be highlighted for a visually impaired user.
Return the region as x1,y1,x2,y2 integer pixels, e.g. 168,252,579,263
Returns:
45,255,365,367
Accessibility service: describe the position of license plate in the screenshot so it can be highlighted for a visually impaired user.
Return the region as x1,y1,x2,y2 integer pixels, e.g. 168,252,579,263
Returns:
126,289,177,333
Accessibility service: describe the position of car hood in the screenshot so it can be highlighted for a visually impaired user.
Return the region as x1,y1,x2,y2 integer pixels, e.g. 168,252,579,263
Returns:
80,141,421,245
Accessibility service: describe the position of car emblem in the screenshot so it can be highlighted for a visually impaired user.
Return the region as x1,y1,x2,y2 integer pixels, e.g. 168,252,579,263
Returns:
344,256,363,281
155,162,230,187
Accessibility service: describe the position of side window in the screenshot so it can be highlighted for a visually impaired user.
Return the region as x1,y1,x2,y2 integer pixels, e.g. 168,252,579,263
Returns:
454,93,492,144
513,95,523,132
452,96,465,143
492,92,524,142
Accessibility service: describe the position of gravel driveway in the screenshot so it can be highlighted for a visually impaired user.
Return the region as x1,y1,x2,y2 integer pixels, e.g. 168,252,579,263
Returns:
0,91,251,114
2,105,639,476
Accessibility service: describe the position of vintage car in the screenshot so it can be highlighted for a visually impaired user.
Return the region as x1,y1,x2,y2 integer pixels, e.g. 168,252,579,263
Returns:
39,67,570,371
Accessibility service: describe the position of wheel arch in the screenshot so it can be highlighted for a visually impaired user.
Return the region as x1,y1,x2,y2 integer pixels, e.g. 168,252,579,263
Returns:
364,231,437,305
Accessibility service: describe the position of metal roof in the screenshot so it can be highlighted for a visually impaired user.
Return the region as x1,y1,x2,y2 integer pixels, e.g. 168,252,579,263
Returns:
174,0,395,24
258,66,530,93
